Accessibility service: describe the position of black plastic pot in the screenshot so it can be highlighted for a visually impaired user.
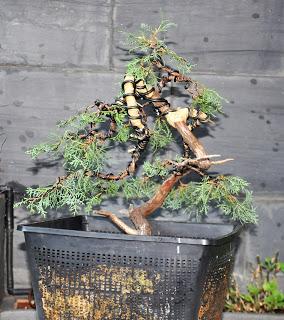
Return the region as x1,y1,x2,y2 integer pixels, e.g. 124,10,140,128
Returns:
18,215,242,320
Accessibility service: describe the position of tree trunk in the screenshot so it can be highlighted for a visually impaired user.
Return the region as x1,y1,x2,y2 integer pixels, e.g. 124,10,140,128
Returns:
174,121,211,170
129,173,183,235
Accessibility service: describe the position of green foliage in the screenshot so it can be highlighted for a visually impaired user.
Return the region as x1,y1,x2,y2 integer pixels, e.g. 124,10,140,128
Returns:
149,118,173,151
27,105,126,159
163,175,257,224
126,57,158,87
26,136,62,159
63,138,106,172
16,171,94,215
192,88,226,118
125,21,193,85
126,20,176,54
26,103,130,172
15,185,55,216
28,134,106,173
110,107,129,126
18,20,256,229
17,174,159,215
143,159,169,177
20,102,132,214
225,253,284,313
121,177,158,200
19,151,257,223
57,104,128,130
112,124,131,143
16,173,125,216
165,48,193,75
58,108,106,129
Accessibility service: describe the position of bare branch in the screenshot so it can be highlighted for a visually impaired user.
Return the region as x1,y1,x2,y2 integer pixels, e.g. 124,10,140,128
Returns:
166,154,232,168
211,158,234,165
95,210,138,235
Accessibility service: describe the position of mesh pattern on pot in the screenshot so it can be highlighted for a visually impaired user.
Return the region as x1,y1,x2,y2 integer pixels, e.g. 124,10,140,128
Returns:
198,250,234,320
22,217,239,320
33,246,201,320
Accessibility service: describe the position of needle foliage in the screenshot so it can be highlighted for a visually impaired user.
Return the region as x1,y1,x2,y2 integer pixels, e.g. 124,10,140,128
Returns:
17,21,257,225
125,20,193,86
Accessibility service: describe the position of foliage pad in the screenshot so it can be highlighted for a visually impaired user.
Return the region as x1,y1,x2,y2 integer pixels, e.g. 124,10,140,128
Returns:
17,21,257,227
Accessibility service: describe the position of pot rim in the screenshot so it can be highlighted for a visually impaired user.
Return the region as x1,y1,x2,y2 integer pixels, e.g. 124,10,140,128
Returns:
18,215,242,246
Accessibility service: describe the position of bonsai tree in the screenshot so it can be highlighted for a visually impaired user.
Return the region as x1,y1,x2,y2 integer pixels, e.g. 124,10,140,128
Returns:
17,21,257,235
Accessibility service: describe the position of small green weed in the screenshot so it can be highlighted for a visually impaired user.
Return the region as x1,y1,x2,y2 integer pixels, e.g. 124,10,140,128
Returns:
225,253,284,313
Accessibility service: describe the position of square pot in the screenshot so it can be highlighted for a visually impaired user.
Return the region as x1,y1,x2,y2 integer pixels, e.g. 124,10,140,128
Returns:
19,215,242,320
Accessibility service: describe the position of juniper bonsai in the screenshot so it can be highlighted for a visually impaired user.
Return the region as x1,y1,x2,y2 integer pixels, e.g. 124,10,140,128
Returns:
17,21,257,235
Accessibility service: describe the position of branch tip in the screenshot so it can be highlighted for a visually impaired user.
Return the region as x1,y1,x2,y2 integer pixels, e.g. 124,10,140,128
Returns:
95,210,138,235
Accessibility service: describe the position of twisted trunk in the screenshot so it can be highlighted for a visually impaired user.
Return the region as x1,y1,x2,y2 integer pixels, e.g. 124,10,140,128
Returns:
129,173,183,235
98,75,211,235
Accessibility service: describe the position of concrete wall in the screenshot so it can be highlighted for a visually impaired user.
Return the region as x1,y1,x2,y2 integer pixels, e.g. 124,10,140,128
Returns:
0,0,283,288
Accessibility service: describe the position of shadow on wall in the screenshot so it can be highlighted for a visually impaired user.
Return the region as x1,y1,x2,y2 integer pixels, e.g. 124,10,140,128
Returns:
27,157,62,175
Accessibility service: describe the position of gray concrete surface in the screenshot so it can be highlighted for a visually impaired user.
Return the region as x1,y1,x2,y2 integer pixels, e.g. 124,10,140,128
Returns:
0,310,37,320
0,0,112,68
113,0,284,75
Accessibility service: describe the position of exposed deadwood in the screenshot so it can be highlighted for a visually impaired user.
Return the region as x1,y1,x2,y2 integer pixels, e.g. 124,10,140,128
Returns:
95,210,138,235
123,75,144,129
135,81,210,171
91,70,228,235
174,121,211,170
93,77,151,181
154,61,204,99
211,158,234,165
135,80,172,115
166,155,233,168
165,109,189,127
98,76,214,233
